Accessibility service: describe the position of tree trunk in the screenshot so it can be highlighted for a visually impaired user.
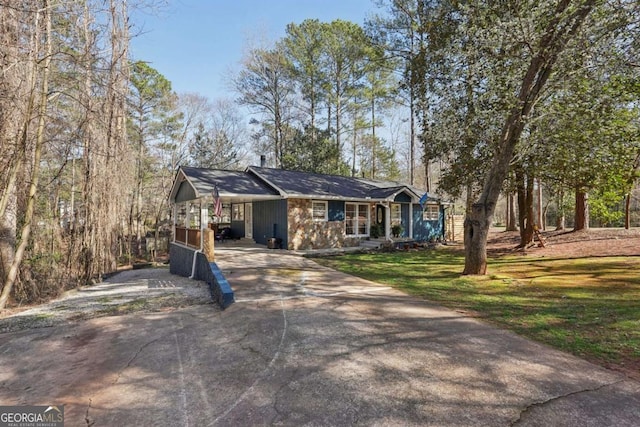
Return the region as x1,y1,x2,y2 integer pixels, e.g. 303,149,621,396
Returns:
335,82,341,171
625,193,631,230
275,107,282,168
0,5,38,286
556,189,566,230
524,175,535,245
506,191,518,231
626,152,639,229
536,178,543,230
424,157,431,193
0,154,23,221
505,197,510,230
310,86,316,145
135,127,144,258
463,202,492,275
351,121,357,177
0,1,51,310
516,169,534,247
574,190,589,231
465,185,474,214
0,183,17,286
465,93,531,271
371,97,376,179
542,199,551,231
410,84,415,186
556,212,566,230
462,1,595,274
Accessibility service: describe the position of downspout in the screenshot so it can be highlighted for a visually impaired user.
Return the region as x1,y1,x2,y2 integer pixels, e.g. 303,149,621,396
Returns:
172,204,177,243
189,248,202,279
200,200,206,250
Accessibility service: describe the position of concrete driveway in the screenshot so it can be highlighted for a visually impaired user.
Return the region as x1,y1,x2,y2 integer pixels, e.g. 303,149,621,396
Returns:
0,248,638,426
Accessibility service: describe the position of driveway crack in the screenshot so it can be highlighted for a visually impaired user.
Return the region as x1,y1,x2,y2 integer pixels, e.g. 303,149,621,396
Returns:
113,336,163,384
271,375,292,424
211,296,288,425
510,379,625,426
85,398,95,426
87,336,167,425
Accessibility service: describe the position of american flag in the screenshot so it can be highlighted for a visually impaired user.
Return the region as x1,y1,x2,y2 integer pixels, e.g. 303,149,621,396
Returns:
213,184,222,218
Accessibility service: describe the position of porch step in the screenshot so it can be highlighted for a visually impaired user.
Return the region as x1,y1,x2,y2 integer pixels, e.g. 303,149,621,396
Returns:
359,239,385,249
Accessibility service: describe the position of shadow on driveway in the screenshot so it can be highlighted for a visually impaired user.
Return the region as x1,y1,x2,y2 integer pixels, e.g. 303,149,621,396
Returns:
0,251,639,426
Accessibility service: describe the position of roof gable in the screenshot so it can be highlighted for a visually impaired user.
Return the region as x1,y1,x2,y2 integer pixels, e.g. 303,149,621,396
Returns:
169,167,279,202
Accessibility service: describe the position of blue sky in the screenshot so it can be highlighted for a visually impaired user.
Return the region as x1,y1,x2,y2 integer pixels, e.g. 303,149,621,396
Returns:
130,0,377,101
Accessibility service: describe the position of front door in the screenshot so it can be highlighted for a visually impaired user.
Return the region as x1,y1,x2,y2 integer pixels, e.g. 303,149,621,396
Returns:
375,204,387,239
376,204,385,227
245,203,253,239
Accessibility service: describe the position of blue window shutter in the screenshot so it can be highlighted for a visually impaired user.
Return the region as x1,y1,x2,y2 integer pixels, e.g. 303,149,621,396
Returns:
328,200,345,221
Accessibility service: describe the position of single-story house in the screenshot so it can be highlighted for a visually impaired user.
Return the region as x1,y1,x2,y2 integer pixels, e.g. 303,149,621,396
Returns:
168,165,446,252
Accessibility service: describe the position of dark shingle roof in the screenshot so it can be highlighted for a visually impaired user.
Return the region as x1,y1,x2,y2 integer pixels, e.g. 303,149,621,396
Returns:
248,166,422,200
367,186,408,199
175,165,430,202
181,167,279,197
248,167,376,198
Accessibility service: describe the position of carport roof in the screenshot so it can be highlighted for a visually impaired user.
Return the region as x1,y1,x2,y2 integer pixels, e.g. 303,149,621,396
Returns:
170,167,279,201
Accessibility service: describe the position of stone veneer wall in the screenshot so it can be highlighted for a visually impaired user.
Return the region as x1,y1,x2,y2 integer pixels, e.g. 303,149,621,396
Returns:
287,198,360,250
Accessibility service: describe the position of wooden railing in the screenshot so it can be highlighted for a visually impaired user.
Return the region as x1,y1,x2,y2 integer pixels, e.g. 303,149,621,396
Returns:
175,227,201,248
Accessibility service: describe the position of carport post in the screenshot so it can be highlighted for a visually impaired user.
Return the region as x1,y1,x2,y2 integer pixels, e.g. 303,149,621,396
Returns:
203,229,215,260
385,203,391,240
409,202,414,238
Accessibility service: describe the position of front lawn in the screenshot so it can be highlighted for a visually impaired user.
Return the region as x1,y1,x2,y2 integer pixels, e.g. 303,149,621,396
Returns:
315,248,640,373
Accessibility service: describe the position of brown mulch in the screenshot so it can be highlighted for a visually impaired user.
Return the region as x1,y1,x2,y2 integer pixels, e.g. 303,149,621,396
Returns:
486,227,640,258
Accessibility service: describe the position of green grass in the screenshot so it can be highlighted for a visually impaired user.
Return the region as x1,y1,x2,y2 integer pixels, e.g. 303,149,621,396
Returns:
33,313,54,320
96,297,152,315
315,249,640,369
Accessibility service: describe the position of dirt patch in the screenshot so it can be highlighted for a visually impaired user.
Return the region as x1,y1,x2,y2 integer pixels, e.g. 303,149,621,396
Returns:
486,227,640,258
0,268,212,333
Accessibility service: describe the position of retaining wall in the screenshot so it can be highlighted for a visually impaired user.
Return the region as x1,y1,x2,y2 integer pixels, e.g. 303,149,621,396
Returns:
169,243,234,309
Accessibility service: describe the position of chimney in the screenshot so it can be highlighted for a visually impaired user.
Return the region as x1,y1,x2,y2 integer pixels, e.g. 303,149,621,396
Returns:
260,155,266,168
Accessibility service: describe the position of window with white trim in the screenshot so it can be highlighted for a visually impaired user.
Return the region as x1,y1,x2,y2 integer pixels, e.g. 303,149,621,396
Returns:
390,203,402,225
208,202,232,224
312,201,328,221
345,203,370,236
188,202,201,228
423,205,439,221
222,203,231,223
232,204,244,221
